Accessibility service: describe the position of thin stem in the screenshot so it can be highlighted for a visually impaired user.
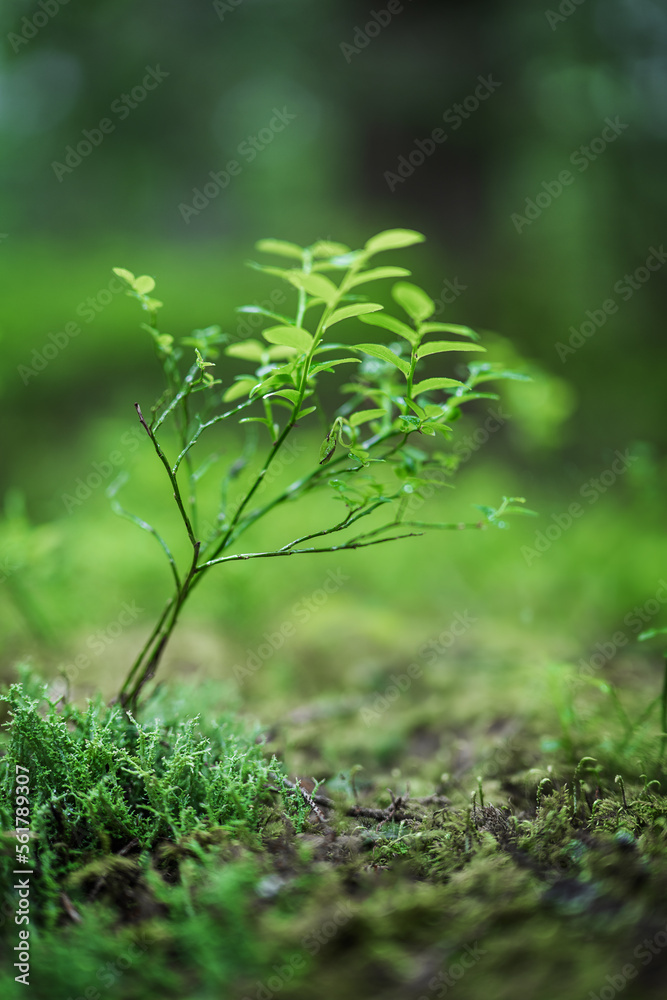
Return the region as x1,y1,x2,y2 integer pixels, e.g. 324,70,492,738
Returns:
394,519,489,531
118,597,174,702
278,497,397,552
205,421,296,563
218,456,351,551
154,365,198,432
121,543,200,710
135,403,198,549
196,530,422,569
110,497,182,593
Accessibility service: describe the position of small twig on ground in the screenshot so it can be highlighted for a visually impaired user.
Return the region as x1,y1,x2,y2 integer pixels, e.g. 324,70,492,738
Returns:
60,892,82,924
295,778,334,834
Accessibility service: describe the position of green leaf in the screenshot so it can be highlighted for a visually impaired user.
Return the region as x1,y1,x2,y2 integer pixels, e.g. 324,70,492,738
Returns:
249,377,279,399
364,229,426,254
419,322,479,340
308,357,361,376
270,389,300,405
430,423,453,439
405,398,426,418
288,272,338,304
347,447,371,467
155,334,173,353
226,341,265,362
416,341,487,359
639,627,667,642
134,275,156,295
412,377,467,395
195,348,215,370
240,416,275,430
267,345,297,361
324,303,383,329
223,378,257,402
255,238,304,260
262,325,314,353
249,363,296,397
319,416,343,464
350,266,411,287
296,405,317,420
319,436,337,465
246,260,291,279
236,305,292,324
392,281,434,323
355,344,410,377
112,267,135,284
397,415,423,432
447,392,499,405
358,312,417,344
470,367,531,385
349,408,386,428
310,240,350,258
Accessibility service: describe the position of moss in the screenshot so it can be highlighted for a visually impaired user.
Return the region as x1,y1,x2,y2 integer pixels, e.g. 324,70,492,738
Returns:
3,666,667,999
0,670,304,932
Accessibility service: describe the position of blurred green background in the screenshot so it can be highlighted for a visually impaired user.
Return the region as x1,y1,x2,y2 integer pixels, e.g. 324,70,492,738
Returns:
1,0,666,724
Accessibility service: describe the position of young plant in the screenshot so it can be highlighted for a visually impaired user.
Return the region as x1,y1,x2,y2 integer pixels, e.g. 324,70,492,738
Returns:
110,229,533,710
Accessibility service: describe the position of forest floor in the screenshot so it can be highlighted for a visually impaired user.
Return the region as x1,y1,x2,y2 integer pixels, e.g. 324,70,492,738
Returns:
2,652,667,1000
